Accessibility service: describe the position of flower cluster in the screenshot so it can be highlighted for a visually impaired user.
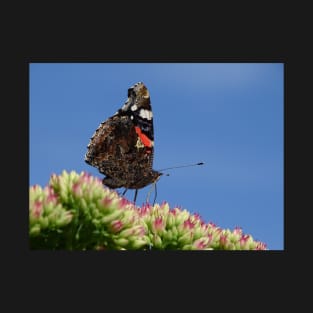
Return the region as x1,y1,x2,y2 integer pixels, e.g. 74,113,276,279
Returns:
30,171,148,250
29,184,73,236
29,171,267,250
139,204,266,250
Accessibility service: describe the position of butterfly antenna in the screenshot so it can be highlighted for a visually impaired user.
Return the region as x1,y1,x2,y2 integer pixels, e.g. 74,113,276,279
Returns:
158,162,204,172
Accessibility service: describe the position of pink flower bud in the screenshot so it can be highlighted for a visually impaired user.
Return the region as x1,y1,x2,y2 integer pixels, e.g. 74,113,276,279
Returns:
33,201,43,218
183,218,194,230
153,216,164,232
111,220,124,233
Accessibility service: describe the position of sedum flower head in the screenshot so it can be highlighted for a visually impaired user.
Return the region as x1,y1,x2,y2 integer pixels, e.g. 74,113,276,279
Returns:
29,185,73,238
29,171,267,250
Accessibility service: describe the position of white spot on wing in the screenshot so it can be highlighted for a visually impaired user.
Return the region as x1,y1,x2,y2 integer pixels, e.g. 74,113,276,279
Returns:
131,104,138,111
139,109,153,120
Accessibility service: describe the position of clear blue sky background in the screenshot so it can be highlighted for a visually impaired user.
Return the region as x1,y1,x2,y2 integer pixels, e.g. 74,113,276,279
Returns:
30,63,284,250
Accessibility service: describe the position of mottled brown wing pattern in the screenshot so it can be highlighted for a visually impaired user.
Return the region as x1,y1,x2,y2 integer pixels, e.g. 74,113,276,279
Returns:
85,82,161,191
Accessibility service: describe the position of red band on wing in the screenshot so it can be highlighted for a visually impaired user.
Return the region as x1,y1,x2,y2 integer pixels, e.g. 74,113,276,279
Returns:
135,126,153,148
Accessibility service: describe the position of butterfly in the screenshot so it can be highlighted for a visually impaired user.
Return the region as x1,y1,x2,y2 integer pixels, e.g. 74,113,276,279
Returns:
85,82,162,203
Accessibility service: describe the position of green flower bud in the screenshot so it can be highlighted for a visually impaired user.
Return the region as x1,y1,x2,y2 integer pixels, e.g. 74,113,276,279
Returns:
163,229,173,242
178,231,192,245
166,212,175,228
101,210,124,224
114,238,129,247
30,225,41,236
129,237,149,249
152,235,163,249
39,217,49,229
55,212,73,227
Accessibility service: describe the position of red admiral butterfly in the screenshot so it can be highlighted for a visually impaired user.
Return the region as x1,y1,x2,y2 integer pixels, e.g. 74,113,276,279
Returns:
85,82,162,203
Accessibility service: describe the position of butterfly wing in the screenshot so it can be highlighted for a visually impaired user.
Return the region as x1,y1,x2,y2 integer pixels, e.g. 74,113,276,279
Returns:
85,82,160,189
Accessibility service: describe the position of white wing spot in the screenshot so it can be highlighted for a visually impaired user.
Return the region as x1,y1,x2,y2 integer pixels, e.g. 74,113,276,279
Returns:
131,104,138,111
139,109,153,120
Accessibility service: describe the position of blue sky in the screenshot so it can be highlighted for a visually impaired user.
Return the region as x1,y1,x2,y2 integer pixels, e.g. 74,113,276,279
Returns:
30,63,284,250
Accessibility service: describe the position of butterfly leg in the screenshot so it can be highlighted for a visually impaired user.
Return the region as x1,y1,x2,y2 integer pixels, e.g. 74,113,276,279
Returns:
133,189,138,204
146,182,157,205
153,183,157,206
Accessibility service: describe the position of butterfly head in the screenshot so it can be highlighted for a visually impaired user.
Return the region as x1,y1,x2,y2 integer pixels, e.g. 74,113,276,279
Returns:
118,82,151,114
128,82,149,99
131,169,162,190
